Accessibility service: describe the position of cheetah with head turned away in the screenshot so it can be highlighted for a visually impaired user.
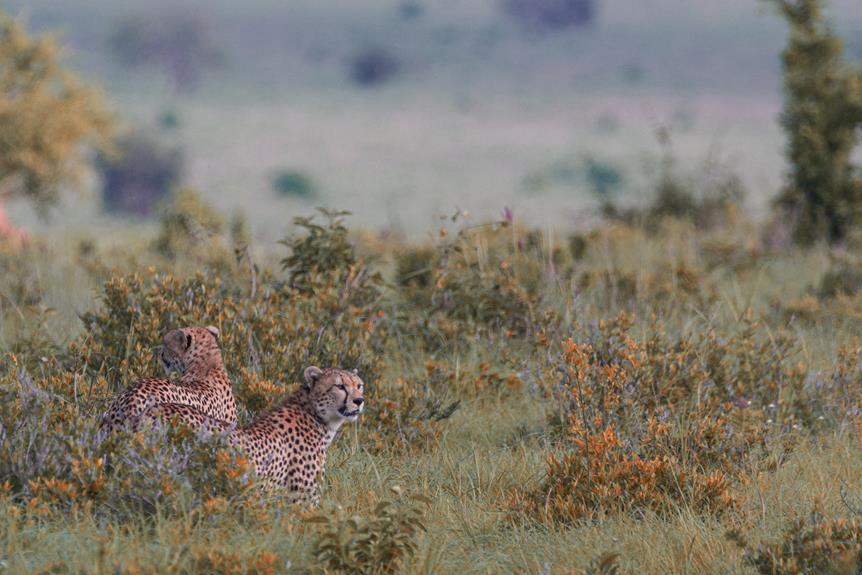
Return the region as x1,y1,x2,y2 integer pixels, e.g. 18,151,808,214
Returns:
145,366,365,504
99,326,237,433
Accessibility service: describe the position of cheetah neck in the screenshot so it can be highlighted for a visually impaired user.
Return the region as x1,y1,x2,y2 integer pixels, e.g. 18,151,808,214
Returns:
178,363,228,386
283,387,343,436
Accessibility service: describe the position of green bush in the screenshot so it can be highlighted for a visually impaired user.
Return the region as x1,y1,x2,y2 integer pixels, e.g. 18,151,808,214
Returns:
769,0,862,244
819,255,862,298
272,170,319,199
394,222,548,349
280,209,381,304
154,188,227,260
307,487,429,575
732,511,862,574
601,131,745,231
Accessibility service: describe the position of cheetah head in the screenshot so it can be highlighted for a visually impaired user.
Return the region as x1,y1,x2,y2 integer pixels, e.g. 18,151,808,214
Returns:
303,366,365,428
160,326,223,376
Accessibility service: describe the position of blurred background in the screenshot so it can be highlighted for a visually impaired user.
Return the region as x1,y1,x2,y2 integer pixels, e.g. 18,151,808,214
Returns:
5,0,862,241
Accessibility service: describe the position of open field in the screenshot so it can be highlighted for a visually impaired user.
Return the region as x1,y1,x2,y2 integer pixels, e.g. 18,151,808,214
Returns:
4,0,861,238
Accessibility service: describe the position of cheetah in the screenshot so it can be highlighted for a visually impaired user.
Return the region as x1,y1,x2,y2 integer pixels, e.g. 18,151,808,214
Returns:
99,326,237,433
144,366,365,504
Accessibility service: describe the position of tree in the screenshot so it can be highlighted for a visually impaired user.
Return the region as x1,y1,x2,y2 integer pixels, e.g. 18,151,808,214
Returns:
770,0,862,244
0,14,114,242
108,13,221,93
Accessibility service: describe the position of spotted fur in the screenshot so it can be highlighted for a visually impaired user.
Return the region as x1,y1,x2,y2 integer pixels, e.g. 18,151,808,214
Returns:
99,326,236,433
144,366,365,504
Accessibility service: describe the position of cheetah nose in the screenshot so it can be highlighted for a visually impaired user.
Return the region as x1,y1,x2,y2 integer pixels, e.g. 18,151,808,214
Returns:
353,398,364,406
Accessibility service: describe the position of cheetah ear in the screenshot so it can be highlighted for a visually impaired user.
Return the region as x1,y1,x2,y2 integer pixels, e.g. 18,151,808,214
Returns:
164,329,193,352
164,329,184,348
351,368,359,375
205,325,220,340
303,366,323,389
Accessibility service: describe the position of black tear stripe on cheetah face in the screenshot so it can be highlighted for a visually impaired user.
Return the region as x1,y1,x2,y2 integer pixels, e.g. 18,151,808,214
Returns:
144,366,365,505
98,326,237,433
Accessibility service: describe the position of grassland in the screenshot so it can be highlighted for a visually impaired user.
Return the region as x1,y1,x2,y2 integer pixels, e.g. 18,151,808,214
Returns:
3,1,862,573
2,195,862,574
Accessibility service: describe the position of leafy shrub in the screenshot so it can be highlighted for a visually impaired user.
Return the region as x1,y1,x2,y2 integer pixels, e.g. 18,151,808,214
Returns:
0,14,114,218
272,170,319,199
422,358,523,401
154,188,226,260
602,132,745,232
819,256,862,298
732,511,862,574
552,312,837,434
567,233,589,261
394,221,550,349
501,0,596,33
348,47,402,87
280,208,381,304
99,132,183,216
572,553,623,575
0,245,51,353
394,245,437,307
72,267,385,397
580,262,711,309
307,487,429,575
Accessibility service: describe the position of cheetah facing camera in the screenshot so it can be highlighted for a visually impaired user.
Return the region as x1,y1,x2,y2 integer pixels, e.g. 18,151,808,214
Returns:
145,366,365,504
99,326,237,433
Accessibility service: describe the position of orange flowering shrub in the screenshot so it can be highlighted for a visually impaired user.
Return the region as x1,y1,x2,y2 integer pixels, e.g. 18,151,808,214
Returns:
187,547,280,575
515,310,862,525
513,418,739,525
423,359,523,399
0,368,264,521
551,312,853,439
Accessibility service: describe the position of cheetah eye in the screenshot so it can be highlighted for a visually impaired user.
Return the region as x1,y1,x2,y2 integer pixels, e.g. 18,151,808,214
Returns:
338,383,347,391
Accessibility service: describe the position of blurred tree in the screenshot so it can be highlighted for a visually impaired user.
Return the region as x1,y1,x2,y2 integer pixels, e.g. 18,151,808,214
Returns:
99,132,183,216
348,46,402,88
0,14,114,243
502,0,595,33
770,0,862,244
109,13,221,93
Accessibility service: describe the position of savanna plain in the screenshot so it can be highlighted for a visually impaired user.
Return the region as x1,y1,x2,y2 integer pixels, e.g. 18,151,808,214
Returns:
3,1,862,574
